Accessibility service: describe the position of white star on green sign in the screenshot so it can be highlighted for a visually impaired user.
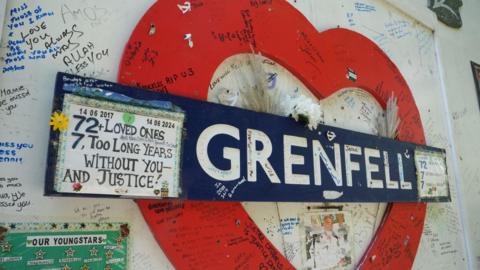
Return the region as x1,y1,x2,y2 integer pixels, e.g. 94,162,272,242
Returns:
116,236,123,245
35,249,46,259
1,242,12,252
105,249,113,259
64,247,75,257
89,247,98,257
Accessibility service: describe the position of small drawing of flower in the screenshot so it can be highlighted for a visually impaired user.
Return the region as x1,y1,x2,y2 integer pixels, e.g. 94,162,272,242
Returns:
49,111,69,132
72,183,82,192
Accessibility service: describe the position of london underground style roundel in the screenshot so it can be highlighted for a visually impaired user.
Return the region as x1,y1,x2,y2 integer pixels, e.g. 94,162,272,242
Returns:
118,0,427,269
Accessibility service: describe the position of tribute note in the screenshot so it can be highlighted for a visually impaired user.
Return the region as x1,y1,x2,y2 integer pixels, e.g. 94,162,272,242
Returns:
52,94,184,198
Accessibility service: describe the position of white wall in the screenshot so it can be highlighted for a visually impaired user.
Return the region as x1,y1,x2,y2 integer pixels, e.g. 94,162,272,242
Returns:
0,0,479,269
422,0,480,269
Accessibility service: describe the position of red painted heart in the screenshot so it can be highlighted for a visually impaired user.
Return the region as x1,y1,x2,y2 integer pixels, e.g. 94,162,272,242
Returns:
118,1,426,269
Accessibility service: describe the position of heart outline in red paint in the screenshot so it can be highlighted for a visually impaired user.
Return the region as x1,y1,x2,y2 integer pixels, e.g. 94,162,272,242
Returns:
118,1,426,269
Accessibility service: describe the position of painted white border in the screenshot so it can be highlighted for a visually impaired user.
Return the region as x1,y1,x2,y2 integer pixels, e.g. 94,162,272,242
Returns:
434,33,474,270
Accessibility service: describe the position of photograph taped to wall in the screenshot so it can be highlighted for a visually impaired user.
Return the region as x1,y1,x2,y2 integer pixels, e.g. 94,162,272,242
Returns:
50,93,185,198
301,211,352,270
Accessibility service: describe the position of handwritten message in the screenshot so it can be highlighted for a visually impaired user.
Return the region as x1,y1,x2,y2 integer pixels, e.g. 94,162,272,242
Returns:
73,203,113,223
3,3,54,73
53,94,184,198
384,19,411,39
2,2,110,77
0,177,31,212
0,141,33,164
60,3,110,27
211,10,256,48
355,2,376,12
0,85,30,116
279,218,299,236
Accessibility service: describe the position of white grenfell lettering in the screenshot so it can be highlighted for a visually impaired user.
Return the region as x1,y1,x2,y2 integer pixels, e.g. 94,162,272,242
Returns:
195,124,413,189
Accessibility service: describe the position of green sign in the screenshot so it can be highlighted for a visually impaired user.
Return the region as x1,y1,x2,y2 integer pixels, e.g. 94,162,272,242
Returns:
0,222,129,270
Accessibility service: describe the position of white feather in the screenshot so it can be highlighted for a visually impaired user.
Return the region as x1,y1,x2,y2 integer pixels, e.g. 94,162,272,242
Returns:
376,93,400,138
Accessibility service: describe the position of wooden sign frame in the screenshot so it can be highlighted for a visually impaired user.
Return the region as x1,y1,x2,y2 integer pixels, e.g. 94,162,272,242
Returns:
45,73,448,204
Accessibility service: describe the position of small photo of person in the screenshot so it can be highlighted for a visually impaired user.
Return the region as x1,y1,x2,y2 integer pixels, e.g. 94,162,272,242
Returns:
302,212,352,270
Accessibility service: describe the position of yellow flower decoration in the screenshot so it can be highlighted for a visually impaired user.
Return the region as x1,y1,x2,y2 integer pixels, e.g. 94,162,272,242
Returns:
49,111,69,132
